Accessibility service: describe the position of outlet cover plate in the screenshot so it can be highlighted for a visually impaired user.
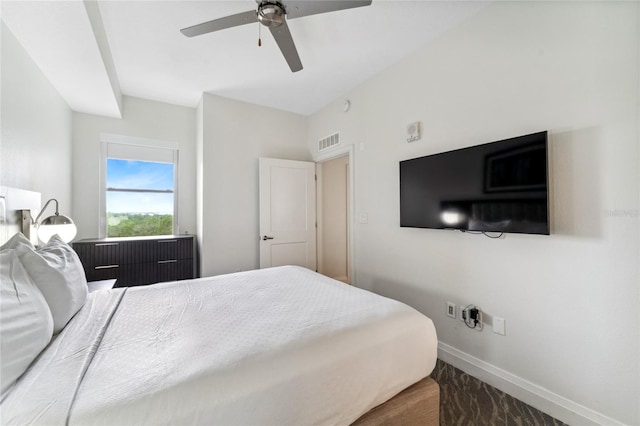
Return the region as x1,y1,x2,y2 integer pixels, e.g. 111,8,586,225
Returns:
447,302,456,318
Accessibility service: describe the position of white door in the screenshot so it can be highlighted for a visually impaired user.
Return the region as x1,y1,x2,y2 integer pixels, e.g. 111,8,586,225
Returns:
259,158,317,270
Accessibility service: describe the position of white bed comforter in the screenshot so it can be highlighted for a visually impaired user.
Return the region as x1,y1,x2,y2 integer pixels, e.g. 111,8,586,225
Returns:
1,266,437,425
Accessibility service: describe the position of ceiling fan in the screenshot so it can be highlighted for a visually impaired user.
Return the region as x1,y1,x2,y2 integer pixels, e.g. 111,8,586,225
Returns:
180,0,373,73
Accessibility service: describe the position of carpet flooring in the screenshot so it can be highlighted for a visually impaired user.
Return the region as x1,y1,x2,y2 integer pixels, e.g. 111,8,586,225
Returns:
431,360,567,426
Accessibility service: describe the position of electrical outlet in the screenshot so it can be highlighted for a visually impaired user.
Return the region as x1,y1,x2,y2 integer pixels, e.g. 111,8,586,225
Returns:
459,305,466,322
447,302,456,318
461,304,483,331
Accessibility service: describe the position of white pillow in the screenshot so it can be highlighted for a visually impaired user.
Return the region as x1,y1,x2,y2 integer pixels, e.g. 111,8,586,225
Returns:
0,249,54,395
0,232,33,251
18,235,88,333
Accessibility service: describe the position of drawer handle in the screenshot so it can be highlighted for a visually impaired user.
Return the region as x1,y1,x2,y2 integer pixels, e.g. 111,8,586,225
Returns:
95,243,119,247
158,240,177,244
158,260,178,264
95,265,119,270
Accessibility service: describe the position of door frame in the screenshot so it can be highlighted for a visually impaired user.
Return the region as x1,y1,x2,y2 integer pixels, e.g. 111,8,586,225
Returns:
313,145,355,285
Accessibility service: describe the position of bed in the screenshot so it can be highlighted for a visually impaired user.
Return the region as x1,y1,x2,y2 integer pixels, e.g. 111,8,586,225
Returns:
1,194,439,425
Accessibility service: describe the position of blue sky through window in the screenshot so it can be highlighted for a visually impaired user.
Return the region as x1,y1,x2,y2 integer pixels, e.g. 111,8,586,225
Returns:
107,159,174,190
107,159,174,214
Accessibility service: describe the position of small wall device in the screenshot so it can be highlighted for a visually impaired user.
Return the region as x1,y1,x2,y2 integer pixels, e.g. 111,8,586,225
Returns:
406,121,421,143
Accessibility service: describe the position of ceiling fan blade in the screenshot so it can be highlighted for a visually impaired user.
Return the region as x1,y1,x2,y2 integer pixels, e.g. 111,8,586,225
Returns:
180,10,257,37
284,0,372,20
269,21,303,72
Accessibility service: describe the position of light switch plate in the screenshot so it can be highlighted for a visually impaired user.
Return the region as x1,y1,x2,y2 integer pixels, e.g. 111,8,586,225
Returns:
493,317,506,335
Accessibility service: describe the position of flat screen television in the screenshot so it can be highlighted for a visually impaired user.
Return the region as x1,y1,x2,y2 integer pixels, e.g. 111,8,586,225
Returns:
400,131,549,235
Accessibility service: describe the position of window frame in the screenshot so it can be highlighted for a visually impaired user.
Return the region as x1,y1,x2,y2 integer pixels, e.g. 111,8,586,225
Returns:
99,134,179,238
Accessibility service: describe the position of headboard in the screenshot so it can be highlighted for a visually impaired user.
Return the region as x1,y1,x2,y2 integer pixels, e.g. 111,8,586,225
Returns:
0,186,41,246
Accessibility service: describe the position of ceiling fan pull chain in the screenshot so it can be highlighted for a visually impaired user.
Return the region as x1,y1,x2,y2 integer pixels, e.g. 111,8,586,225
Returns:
258,23,262,47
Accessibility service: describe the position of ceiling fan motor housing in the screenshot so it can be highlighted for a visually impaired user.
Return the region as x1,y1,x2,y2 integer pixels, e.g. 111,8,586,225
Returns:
258,2,285,28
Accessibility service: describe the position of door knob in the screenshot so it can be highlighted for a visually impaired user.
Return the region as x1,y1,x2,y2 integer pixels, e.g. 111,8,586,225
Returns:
262,235,274,241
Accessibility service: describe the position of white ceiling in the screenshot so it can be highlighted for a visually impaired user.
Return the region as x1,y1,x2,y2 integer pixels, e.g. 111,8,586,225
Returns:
2,0,489,117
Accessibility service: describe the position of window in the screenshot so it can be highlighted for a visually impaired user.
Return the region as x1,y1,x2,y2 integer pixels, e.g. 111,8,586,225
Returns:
106,159,174,237
101,138,178,238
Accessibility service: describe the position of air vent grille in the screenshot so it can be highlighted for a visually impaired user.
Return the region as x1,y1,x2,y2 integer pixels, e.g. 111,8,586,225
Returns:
318,132,340,151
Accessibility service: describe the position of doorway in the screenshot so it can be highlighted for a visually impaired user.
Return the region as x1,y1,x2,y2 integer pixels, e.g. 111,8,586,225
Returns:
317,154,351,284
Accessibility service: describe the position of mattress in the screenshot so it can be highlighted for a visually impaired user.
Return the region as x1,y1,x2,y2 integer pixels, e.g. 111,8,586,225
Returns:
1,266,438,425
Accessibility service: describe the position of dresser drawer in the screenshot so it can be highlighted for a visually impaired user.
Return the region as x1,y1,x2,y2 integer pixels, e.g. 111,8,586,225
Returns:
116,263,158,287
155,238,192,261
73,241,119,270
86,264,120,282
156,259,193,283
120,240,157,264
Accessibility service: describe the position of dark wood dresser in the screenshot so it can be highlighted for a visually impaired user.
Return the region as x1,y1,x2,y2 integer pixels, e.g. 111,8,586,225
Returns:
73,235,197,287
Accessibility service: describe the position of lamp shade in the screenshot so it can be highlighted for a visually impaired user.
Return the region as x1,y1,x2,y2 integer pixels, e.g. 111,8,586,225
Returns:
37,214,77,243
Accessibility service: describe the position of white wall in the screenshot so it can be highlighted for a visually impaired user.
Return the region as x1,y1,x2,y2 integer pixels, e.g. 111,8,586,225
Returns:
199,94,309,277
72,96,196,240
308,2,639,425
1,23,72,215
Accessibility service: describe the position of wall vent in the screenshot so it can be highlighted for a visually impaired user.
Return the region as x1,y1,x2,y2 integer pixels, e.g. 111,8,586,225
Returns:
318,132,340,151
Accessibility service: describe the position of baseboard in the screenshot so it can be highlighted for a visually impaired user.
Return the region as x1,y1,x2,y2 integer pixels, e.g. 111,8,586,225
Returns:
437,342,625,426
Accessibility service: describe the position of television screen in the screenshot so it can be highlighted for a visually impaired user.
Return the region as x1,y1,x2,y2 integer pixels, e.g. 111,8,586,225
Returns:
399,131,549,235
